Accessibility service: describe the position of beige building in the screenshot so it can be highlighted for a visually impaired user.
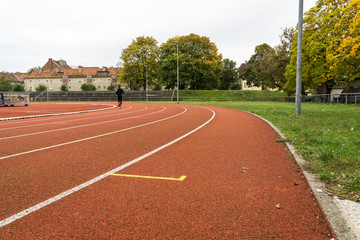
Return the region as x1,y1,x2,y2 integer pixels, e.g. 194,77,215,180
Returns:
24,58,120,91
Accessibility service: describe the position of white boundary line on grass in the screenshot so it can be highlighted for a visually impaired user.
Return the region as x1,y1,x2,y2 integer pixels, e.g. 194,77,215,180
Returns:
0,106,215,228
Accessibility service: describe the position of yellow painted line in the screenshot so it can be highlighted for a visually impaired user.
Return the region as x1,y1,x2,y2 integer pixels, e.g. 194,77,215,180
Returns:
111,173,187,182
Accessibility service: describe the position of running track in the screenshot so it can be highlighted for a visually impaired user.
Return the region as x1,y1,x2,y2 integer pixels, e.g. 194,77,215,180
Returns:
0,103,333,239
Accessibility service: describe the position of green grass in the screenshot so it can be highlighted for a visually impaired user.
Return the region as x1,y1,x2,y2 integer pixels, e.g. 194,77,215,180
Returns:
181,101,360,201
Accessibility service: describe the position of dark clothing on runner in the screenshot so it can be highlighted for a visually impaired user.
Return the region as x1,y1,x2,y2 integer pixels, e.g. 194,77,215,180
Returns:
116,87,124,108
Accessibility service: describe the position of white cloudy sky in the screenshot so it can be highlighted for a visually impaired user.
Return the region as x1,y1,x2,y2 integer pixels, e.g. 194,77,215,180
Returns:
0,0,317,73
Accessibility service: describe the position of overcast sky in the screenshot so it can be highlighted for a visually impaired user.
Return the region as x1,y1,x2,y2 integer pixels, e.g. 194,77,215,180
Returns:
0,0,317,73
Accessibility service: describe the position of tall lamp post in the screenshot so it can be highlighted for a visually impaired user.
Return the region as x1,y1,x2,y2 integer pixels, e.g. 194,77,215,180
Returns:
296,0,304,115
145,63,148,102
172,41,179,104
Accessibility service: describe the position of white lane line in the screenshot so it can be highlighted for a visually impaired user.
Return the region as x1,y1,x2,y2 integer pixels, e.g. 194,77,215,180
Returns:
0,106,185,160
0,106,166,140
0,106,215,228
0,104,116,121
0,106,134,131
0,106,138,131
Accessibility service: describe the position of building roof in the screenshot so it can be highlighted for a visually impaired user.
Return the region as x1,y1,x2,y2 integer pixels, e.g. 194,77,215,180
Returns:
0,72,27,83
237,62,250,75
25,58,121,79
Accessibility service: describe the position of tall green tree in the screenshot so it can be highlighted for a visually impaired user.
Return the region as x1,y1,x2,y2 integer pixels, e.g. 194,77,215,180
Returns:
0,76,13,91
159,34,223,90
118,36,160,90
240,43,274,90
219,59,239,90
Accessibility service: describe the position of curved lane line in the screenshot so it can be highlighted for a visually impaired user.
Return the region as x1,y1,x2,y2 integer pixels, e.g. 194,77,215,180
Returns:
0,106,185,159
0,106,138,131
0,103,117,121
0,106,164,140
0,106,215,228
0,106,136,128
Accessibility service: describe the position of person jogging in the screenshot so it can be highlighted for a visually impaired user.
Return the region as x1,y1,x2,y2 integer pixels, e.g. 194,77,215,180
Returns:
116,85,124,108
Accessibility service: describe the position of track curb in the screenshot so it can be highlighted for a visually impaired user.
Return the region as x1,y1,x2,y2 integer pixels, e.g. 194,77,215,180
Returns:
0,104,116,121
246,111,360,240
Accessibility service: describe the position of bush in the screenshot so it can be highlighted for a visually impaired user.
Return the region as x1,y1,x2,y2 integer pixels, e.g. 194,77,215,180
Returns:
107,84,115,91
81,83,96,91
61,85,68,91
35,84,47,91
13,84,25,91
229,83,242,90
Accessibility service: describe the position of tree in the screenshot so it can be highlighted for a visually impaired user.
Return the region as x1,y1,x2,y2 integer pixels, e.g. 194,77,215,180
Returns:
284,0,359,94
240,43,274,90
118,36,160,90
159,34,223,90
219,59,239,90
13,84,25,91
328,0,360,82
27,67,41,75
0,76,13,91
35,84,47,91
81,83,96,91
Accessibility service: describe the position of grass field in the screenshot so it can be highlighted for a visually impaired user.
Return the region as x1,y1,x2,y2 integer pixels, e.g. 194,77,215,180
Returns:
182,101,360,202
179,90,287,101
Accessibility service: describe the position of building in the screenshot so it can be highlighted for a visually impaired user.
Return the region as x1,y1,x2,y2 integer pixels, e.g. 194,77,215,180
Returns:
0,72,27,86
24,58,120,91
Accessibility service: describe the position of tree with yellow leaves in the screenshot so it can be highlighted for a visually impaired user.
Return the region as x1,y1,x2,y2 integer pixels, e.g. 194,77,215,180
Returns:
284,0,360,94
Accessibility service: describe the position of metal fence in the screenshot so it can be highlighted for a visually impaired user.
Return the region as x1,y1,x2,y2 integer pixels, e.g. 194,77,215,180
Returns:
27,91,360,104
179,93,360,104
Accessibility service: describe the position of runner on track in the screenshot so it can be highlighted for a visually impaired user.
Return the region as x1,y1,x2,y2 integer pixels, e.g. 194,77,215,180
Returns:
116,85,124,108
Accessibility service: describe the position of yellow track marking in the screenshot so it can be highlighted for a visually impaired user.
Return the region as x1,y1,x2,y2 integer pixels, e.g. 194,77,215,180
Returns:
111,173,187,182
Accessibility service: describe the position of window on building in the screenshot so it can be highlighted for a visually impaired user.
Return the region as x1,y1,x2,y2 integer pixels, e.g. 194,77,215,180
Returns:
98,85,100,89
103,86,106,89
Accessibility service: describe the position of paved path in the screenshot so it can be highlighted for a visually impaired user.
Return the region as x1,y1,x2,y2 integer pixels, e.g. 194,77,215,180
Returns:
0,103,334,239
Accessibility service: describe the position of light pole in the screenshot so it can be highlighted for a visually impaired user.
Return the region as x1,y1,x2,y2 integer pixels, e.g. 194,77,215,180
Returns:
172,41,179,104
145,63,148,102
295,0,304,115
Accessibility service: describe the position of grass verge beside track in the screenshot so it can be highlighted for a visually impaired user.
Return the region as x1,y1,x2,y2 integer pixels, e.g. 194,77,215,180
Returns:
180,101,360,202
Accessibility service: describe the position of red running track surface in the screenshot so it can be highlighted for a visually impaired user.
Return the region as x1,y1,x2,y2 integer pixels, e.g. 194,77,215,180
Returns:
0,103,334,239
